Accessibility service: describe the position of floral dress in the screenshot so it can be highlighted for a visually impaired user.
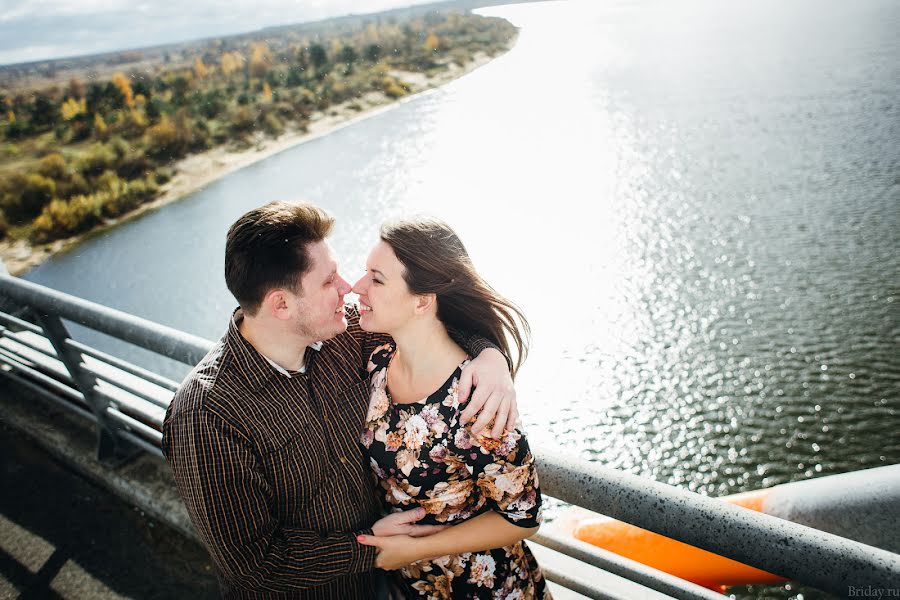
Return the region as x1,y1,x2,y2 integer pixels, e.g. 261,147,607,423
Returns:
360,343,551,600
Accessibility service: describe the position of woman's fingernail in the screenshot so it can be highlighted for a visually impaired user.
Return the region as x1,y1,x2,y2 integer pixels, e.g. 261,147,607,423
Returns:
357,535,365,542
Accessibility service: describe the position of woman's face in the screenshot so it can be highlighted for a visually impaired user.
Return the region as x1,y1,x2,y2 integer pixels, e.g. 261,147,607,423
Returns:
352,240,417,333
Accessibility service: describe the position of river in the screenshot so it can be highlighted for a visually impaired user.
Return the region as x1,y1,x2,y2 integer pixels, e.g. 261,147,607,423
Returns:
24,0,899,540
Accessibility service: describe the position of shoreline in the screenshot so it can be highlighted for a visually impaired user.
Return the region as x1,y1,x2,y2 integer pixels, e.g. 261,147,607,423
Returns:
0,39,515,277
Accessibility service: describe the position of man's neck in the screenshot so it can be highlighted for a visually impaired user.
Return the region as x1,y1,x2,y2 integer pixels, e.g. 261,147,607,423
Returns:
238,312,313,372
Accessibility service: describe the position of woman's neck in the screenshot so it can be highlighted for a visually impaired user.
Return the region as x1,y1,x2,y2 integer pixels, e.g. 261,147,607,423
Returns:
389,317,467,393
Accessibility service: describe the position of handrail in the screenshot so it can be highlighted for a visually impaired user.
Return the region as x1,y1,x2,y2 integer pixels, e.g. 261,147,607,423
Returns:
1,274,898,599
0,275,212,365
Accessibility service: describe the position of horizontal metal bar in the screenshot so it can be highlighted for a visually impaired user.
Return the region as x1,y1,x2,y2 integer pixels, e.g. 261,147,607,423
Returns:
117,429,164,459
532,529,720,600
540,564,621,600
0,368,96,424
0,325,58,359
107,406,163,446
0,275,214,365
0,309,43,335
0,337,75,385
535,449,900,597
94,386,164,429
83,362,171,409
67,338,180,392
0,348,85,405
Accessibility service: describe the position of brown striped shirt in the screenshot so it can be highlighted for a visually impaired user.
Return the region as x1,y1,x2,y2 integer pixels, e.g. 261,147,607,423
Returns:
162,305,495,599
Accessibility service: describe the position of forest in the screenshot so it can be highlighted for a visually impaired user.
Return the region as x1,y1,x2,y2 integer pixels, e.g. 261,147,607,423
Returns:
0,11,515,244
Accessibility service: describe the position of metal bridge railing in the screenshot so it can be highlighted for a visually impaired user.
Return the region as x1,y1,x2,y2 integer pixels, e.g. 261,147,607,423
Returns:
1,274,898,600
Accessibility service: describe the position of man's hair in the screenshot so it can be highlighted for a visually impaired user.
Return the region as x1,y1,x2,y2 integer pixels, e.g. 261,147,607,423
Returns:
225,201,335,316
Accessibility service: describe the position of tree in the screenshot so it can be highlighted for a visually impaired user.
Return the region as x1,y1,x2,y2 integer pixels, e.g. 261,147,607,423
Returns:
194,57,209,79
249,42,273,78
67,78,85,100
111,73,135,108
295,47,309,71
29,94,59,129
61,97,86,121
171,76,191,105
364,44,382,63
338,45,358,66
86,81,124,115
425,32,440,52
220,51,245,77
309,44,328,72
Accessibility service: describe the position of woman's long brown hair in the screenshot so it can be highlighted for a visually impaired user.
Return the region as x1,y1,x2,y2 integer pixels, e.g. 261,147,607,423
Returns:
380,218,531,378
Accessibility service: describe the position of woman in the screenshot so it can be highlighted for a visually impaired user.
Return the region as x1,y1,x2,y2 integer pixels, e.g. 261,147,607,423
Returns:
353,218,550,599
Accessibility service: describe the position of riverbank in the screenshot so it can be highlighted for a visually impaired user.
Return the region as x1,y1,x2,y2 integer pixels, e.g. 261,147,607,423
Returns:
0,42,514,276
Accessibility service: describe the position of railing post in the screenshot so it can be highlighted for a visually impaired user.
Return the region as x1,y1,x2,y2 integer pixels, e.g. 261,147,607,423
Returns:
32,310,140,467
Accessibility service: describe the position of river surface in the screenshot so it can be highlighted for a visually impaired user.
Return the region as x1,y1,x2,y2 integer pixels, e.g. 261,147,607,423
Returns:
24,0,899,527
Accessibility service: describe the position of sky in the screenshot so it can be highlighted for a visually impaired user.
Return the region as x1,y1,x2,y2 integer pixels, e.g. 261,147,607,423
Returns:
0,0,437,66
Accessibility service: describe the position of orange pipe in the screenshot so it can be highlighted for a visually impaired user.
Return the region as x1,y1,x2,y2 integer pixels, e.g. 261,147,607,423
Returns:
572,489,787,590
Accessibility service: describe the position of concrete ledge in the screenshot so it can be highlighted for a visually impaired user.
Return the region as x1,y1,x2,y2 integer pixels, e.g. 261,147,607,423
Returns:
0,379,197,542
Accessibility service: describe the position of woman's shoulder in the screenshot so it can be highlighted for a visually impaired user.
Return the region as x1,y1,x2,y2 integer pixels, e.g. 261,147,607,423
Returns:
366,342,396,374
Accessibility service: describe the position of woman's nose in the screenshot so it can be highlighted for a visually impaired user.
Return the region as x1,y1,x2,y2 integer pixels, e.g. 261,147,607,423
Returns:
350,276,366,295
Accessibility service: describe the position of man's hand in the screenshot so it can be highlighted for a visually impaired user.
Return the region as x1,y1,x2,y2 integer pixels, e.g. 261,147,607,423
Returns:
371,508,448,538
357,533,424,570
458,348,518,437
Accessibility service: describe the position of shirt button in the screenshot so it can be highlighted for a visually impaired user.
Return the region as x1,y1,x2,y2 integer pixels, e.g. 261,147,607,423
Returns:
339,456,348,464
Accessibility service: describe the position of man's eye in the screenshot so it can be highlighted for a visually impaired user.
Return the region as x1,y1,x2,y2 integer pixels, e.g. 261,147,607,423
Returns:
373,279,383,285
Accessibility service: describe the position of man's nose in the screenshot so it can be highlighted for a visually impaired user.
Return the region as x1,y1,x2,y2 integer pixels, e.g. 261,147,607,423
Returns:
336,275,352,296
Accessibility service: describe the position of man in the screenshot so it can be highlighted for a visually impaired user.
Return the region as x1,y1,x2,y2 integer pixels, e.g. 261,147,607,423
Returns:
162,201,517,599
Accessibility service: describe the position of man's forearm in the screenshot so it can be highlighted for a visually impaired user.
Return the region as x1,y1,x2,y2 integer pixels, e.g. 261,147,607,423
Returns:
199,521,376,593
447,327,512,370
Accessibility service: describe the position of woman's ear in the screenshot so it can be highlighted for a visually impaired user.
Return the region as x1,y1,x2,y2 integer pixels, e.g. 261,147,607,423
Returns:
414,292,437,315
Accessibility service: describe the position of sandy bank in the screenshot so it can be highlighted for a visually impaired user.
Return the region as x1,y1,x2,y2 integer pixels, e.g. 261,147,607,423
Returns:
0,43,513,277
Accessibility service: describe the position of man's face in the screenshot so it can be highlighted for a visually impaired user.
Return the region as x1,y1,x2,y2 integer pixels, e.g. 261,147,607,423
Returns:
290,240,351,342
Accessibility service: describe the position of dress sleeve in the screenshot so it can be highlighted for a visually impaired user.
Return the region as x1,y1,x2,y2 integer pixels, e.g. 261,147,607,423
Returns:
459,424,543,528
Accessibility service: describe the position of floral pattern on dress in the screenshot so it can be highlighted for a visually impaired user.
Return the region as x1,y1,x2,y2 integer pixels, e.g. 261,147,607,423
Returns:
360,343,551,599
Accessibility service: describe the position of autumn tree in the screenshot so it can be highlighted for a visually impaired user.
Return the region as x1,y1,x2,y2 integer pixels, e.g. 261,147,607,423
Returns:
249,42,273,78
220,51,245,77
111,73,135,108
61,97,87,121
193,57,209,79
425,32,440,52
68,78,85,100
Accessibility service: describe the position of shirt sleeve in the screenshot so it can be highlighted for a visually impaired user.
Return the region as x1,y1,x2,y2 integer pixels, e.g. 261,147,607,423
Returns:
446,326,512,371
163,407,376,593
461,424,543,528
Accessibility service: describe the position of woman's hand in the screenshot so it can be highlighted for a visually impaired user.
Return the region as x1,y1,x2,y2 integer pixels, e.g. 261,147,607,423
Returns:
458,348,518,437
371,508,448,537
357,533,425,570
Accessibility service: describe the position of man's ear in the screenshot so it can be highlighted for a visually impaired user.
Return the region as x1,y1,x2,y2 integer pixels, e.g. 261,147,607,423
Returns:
263,288,292,320
414,293,437,315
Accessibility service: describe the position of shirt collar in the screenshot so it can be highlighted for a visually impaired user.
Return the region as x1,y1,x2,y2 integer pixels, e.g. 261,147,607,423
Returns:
226,308,322,380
